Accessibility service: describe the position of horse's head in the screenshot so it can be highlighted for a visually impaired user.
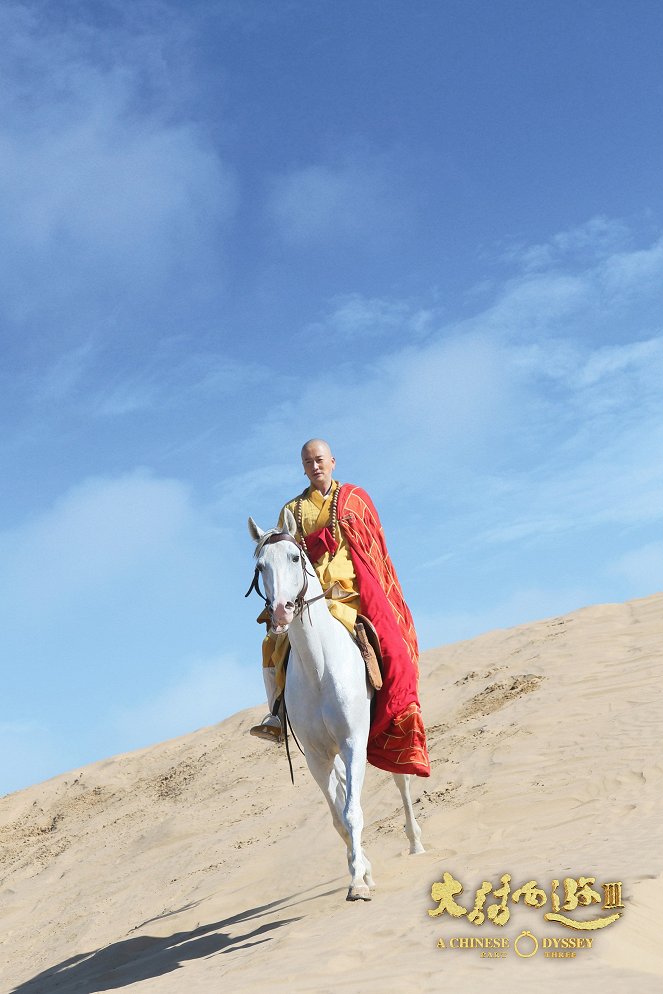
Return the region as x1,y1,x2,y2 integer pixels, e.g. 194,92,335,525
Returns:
247,508,306,633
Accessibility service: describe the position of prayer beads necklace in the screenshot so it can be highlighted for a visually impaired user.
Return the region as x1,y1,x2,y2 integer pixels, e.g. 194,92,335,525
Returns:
296,481,340,555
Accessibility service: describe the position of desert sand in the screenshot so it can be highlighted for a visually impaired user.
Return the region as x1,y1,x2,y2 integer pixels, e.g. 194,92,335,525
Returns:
1,592,662,994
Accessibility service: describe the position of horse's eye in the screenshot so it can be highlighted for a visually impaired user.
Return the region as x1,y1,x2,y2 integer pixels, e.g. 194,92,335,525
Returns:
291,554,300,563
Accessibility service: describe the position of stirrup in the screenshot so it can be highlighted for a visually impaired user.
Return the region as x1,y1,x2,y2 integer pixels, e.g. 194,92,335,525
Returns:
249,713,283,742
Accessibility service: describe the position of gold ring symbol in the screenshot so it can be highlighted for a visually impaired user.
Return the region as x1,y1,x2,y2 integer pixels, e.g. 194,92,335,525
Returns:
514,930,539,958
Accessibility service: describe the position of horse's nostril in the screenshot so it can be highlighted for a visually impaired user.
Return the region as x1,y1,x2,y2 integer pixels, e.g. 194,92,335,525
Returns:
285,601,295,609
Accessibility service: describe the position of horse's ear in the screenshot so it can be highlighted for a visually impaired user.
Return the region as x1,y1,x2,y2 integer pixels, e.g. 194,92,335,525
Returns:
282,507,297,537
248,517,265,543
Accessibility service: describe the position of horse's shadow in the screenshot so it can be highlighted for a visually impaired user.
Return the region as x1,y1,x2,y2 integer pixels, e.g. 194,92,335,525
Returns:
9,883,343,994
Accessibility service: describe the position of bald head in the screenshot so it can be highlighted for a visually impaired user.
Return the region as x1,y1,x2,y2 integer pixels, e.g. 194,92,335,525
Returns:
300,437,332,459
301,438,336,494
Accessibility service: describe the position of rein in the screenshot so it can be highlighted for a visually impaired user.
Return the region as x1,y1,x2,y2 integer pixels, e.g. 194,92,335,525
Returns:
280,679,305,784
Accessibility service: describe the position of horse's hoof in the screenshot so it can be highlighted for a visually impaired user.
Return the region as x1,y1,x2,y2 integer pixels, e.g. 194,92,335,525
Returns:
347,884,372,901
409,842,426,854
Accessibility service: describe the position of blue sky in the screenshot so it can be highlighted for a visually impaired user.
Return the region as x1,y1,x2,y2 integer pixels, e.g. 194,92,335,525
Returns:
2,0,663,794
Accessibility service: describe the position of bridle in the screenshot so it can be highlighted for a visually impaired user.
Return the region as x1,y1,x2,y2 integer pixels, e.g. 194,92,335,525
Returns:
244,531,327,623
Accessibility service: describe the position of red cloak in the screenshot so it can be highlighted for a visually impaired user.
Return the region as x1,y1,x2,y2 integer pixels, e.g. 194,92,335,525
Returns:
336,484,430,777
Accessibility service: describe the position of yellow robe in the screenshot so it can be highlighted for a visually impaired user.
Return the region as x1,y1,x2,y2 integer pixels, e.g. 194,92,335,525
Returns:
261,482,360,686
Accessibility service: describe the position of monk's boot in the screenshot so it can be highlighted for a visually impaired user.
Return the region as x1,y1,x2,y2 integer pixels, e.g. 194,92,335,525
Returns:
249,694,283,743
249,713,282,742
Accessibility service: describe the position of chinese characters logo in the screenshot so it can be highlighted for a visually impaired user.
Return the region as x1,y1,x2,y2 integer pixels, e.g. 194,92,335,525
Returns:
428,871,624,930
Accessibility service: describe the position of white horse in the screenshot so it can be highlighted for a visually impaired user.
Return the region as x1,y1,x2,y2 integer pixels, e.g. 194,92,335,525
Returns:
248,508,424,902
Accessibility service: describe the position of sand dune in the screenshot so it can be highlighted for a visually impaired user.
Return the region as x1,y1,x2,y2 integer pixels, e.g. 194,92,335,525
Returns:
1,593,662,994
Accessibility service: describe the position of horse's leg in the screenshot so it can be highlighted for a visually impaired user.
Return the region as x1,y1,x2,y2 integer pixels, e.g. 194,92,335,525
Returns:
305,749,351,849
393,773,425,854
301,749,375,896
340,740,371,901
332,755,375,890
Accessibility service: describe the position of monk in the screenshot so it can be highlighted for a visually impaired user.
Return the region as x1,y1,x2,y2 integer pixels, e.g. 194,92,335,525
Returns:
250,439,430,777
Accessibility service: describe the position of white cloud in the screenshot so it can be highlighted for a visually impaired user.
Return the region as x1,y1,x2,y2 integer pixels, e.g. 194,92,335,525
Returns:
572,338,663,389
471,230,663,349
0,2,236,333
238,224,663,561
215,464,299,518
89,353,270,419
600,237,663,299
92,378,161,417
35,341,95,403
111,654,264,749
487,272,591,334
239,330,524,483
0,115,236,303
510,215,631,271
0,468,261,792
268,149,406,246
416,583,592,648
305,293,433,341
0,472,194,614
609,542,663,593
20,341,273,426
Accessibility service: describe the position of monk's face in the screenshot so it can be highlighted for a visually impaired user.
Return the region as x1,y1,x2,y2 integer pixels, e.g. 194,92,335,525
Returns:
302,442,335,494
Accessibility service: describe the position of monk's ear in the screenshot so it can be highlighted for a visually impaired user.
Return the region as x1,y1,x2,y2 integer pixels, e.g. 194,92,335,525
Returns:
282,507,297,537
248,517,265,543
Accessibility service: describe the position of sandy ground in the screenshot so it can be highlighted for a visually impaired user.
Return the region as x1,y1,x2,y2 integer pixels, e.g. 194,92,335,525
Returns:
1,592,662,994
